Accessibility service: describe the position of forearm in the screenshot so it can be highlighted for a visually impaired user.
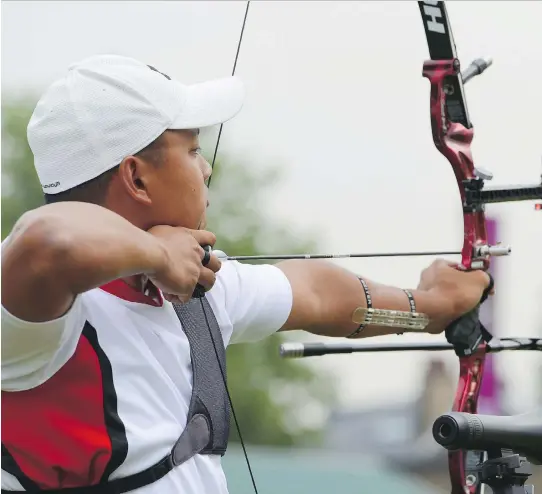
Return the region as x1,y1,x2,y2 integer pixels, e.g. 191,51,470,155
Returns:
277,260,455,338
2,203,166,321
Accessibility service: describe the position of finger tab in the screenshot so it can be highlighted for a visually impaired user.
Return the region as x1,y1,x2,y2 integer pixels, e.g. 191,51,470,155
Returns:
191,284,206,299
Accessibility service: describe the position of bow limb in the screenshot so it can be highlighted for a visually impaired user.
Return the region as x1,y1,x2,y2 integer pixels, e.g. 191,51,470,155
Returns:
419,2,494,493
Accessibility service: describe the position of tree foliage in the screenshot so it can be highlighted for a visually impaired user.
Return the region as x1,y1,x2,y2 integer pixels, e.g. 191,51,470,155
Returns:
2,99,43,239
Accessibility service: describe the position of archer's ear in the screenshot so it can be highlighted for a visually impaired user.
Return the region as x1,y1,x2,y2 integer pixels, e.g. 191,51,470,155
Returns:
116,156,154,206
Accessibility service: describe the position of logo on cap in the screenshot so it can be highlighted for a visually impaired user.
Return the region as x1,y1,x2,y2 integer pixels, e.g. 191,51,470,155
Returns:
43,181,61,189
147,65,171,81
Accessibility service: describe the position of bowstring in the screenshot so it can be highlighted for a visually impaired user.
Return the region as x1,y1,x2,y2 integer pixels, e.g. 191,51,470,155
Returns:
199,298,259,494
203,2,258,493
207,1,251,190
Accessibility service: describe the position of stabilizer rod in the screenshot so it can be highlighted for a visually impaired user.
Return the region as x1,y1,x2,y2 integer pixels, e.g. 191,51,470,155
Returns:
279,338,542,359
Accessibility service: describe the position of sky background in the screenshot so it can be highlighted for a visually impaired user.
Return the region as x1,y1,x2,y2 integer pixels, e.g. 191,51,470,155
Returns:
2,1,541,414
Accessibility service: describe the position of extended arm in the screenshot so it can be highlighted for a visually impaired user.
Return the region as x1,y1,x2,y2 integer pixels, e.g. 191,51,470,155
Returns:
277,259,484,338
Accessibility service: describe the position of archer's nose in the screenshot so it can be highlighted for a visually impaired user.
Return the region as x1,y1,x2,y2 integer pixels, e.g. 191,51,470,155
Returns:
200,156,212,182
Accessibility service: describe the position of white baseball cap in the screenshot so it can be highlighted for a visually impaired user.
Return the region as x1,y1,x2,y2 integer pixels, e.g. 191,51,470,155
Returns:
27,54,245,194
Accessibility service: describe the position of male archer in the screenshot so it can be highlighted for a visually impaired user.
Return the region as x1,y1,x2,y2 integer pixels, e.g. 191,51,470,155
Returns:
1,55,491,494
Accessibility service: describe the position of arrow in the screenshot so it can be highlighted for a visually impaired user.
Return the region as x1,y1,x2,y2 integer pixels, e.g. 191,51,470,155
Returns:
213,249,462,261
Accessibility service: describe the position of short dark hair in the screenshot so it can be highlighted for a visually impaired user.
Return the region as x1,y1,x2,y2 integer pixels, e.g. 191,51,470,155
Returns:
44,133,166,206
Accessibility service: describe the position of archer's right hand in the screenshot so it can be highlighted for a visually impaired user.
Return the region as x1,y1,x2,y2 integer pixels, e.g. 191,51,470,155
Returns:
147,226,222,304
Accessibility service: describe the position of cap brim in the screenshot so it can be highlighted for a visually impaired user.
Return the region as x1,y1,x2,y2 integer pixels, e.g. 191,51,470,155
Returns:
170,76,245,130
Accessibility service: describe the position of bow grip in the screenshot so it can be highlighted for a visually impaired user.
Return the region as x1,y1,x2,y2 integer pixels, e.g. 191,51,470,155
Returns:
445,274,494,357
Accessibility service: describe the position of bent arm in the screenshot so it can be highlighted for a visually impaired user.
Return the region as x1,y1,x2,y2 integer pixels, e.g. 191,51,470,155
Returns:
1,202,166,323
276,260,454,338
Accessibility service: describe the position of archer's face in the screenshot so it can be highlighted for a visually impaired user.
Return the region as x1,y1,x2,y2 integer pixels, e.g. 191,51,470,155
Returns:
143,130,211,230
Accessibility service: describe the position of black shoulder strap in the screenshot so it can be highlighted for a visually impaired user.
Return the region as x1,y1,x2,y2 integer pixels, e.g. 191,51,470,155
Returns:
172,297,231,455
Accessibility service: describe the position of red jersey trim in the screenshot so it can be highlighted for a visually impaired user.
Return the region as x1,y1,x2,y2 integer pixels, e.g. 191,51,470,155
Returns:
1,322,129,489
100,279,163,307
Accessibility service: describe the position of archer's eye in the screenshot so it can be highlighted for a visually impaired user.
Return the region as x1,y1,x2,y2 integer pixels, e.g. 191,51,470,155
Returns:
191,147,202,156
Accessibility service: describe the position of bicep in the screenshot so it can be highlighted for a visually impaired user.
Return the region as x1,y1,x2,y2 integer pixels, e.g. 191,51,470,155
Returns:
275,260,321,331
1,295,86,391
